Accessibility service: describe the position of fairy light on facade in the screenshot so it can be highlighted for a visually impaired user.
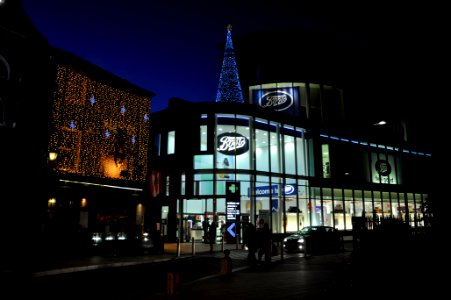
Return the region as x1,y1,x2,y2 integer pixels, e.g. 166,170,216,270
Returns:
216,24,244,103
48,65,150,182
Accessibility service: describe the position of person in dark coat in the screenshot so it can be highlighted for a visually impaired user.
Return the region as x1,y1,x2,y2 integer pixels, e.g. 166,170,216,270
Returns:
202,218,210,243
244,222,257,263
208,221,217,253
256,219,271,262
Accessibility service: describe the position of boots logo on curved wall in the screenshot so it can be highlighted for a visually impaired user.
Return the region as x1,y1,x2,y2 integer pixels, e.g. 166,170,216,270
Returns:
375,159,391,176
370,153,398,184
217,132,249,155
259,90,293,111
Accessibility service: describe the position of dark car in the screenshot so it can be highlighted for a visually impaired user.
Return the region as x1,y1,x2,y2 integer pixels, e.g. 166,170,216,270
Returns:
283,225,343,254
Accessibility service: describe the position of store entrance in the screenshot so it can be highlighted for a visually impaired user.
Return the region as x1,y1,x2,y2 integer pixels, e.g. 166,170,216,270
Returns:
176,198,227,243
256,196,306,234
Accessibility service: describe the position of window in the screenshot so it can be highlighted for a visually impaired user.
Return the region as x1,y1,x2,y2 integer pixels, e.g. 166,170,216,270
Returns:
165,175,170,196
283,125,296,175
296,128,306,176
200,125,207,151
269,122,280,173
154,134,161,156
322,144,330,178
215,114,251,172
194,154,213,169
255,118,270,172
194,174,214,196
181,172,186,195
167,131,175,154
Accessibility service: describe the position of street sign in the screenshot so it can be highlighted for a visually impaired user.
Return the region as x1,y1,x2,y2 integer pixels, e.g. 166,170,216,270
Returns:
227,223,236,237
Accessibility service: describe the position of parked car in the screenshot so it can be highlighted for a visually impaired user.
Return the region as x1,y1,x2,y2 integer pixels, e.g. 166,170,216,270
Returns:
91,231,155,255
283,225,343,254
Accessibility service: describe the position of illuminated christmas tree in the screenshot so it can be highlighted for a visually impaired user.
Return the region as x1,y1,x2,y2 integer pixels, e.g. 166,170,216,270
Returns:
216,24,244,103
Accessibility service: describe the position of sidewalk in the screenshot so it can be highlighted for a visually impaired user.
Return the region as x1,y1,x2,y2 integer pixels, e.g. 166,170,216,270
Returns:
174,253,352,300
151,242,353,299
13,241,353,300
3,235,441,299
31,241,247,277
28,240,354,299
29,236,355,276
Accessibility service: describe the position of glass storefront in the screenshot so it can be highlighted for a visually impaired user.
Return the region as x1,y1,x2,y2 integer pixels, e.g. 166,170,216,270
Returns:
172,112,429,242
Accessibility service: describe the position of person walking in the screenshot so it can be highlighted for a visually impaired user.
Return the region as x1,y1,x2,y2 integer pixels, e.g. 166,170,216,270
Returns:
202,217,210,244
244,222,257,264
208,220,217,253
256,219,271,263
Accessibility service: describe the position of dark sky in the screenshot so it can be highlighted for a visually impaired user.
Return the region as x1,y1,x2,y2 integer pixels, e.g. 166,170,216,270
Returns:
21,0,436,116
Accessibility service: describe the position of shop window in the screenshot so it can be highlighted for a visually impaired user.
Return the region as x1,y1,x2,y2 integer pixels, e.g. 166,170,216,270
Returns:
295,130,307,176
322,144,331,178
284,133,296,175
194,154,213,169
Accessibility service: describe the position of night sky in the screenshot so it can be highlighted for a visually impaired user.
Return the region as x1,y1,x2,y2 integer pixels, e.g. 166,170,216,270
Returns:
21,0,436,120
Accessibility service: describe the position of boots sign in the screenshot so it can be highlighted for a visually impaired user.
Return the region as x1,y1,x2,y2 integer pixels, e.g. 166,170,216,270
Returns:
216,132,249,155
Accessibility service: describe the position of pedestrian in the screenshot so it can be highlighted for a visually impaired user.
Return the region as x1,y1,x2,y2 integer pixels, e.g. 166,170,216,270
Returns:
220,220,227,243
202,217,210,244
208,220,217,253
256,219,271,262
244,222,257,264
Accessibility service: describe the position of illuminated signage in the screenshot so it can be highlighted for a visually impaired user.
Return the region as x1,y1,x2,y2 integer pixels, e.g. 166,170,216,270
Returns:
226,182,240,221
226,201,240,220
370,153,398,184
375,160,391,176
259,90,294,111
216,132,249,155
249,184,297,197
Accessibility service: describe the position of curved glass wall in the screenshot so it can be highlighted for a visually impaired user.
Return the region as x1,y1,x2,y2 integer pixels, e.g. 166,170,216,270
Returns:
189,113,311,236
184,112,428,240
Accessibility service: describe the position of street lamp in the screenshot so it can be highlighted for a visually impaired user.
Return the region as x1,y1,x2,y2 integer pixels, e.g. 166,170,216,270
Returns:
373,120,387,126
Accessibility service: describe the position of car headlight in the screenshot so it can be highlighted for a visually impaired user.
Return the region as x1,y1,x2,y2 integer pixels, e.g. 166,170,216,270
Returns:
283,237,288,242
297,237,305,243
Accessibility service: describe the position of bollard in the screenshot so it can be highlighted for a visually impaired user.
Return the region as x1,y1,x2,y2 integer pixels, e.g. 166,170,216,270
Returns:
176,238,181,257
221,234,225,252
220,249,233,281
236,233,240,250
192,237,196,256
280,241,284,262
166,271,180,297
265,239,272,264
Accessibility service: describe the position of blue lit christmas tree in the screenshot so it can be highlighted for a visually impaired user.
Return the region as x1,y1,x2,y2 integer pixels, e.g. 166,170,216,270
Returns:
216,24,244,103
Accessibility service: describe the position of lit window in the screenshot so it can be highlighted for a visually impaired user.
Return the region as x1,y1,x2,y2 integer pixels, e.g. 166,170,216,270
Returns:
167,131,175,154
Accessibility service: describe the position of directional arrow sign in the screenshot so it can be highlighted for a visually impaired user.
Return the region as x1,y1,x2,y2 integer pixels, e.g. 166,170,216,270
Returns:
227,222,236,238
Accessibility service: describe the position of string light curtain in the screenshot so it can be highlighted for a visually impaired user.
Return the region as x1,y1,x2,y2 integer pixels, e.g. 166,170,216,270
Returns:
48,65,150,182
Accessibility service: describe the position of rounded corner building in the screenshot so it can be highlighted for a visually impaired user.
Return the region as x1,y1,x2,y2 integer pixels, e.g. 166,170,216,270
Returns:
148,26,432,244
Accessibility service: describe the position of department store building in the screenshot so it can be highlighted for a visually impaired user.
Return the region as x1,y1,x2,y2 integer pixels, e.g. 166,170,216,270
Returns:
149,86,432,243
149,27,432,243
